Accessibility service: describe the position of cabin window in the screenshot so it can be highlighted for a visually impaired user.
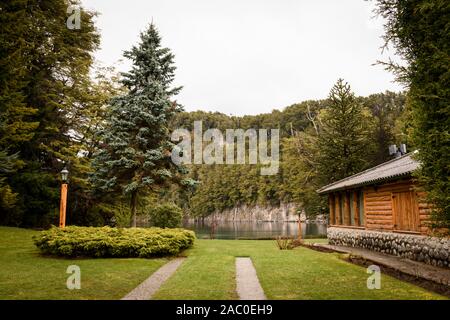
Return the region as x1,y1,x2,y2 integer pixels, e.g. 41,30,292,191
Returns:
330,190,364,227
358,190,365,226
350,192,355,226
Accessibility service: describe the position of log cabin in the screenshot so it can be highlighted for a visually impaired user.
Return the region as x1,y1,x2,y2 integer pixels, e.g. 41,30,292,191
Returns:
317,150,430,234
317,151,450,268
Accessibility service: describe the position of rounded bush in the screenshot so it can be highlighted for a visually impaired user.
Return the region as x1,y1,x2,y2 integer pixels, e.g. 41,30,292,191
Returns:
33,226,195,258
148,203,183,228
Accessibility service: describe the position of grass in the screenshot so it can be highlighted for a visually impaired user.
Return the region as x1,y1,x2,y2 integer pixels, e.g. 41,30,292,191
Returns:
0,227,447,300
154,240,447,300
0,227,168,299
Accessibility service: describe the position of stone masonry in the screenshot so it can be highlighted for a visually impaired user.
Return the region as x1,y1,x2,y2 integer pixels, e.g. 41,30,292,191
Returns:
328,227,450,269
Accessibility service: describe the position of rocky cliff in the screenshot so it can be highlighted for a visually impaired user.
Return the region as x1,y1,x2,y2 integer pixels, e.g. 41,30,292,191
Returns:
196,203,303,222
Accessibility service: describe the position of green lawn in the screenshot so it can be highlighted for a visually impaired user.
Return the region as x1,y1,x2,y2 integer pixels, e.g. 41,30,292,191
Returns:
0,227,168,299
154,240,446,300
0,227,446,300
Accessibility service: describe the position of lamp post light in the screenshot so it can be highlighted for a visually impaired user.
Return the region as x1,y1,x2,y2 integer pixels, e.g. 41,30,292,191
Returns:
59,166,69,228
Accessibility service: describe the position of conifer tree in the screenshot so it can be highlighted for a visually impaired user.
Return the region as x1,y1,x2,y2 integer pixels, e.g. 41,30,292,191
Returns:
376,0,450,228
317,79,372,184
90,24,183,227
0,0,39,213
1,0,99,226
0,150,18,211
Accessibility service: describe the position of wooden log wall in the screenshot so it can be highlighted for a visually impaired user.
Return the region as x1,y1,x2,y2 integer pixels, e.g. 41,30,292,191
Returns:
352,191,359,226
363,179,430,235
343,193,350,225
327,179,432,235
328,194,335,225
416,190,433,234
335,194,341,225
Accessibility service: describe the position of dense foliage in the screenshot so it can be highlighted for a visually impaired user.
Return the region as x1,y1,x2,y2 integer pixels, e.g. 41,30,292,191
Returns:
0,0,101,226
171,86,408,218
376,0,450,228
148,203,183,228
33,226,195,257
0,2,189,228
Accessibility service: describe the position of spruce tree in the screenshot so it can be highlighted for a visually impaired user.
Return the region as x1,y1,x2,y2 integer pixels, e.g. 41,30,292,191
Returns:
317,79,372,184
90,24,183,227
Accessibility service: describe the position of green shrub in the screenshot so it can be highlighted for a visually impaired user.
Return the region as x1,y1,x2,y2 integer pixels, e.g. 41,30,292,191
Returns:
33,226,195,258
148,203,183,228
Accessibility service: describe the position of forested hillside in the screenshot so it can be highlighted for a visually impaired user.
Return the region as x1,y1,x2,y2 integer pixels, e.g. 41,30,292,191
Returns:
169,87,408,218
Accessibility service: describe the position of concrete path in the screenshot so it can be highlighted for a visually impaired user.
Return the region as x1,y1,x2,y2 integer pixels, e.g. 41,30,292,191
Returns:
315,244,450,287
235,257,267,300
122,257,185,300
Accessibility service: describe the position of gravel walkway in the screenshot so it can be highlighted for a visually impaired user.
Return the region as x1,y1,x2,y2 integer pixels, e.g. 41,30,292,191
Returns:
122,257,185,300
235,257,267,300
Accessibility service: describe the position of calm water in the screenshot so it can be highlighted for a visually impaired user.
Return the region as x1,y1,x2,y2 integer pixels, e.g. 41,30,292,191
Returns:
182,220,327,240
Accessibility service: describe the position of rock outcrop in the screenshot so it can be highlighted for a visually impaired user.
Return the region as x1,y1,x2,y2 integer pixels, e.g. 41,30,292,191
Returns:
198,203,301,222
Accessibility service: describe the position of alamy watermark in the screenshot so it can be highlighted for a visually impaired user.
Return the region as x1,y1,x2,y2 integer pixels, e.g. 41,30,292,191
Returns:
66,5,81,30
66,265,81,290
171,121,279,175
366,265,381,289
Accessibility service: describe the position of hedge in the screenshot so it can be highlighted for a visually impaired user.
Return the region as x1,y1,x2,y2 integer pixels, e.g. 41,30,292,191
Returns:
33,226,196,258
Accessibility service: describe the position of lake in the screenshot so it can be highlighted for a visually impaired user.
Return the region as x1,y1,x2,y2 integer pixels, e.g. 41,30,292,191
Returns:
182,220,328,240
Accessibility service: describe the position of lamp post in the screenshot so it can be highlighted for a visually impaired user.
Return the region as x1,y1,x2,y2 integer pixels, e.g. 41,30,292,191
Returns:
59,167,69,228
297,209,303,242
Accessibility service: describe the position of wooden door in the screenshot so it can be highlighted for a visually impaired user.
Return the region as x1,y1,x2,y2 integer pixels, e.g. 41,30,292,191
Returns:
392,191,419,232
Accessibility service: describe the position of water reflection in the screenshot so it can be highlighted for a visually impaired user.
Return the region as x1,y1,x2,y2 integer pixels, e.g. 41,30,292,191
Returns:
182,220,327,240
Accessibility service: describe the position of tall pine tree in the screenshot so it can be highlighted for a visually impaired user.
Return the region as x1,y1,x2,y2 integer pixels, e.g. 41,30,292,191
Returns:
90,24,184,227
317,79,372,184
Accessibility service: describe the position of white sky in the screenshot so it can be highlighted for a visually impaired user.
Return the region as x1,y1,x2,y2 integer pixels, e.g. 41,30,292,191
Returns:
81,0,404,115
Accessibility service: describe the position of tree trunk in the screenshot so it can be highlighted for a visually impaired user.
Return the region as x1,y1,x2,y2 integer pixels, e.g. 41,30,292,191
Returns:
130,191,137,228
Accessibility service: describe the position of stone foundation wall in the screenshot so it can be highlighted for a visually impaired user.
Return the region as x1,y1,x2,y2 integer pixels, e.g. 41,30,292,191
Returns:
327,227,450,268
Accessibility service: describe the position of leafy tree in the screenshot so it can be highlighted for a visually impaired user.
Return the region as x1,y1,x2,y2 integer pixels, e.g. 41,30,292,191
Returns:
90,24,185,227
64,66,125,226
376,0,450,228
148,203,183,228
282,132,326,217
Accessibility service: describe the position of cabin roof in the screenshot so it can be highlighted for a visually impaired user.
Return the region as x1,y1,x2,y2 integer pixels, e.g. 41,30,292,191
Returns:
316,151,420,194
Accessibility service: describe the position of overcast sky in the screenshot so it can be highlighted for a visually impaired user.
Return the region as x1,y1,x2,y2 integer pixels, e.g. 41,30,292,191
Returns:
81,0,404,115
